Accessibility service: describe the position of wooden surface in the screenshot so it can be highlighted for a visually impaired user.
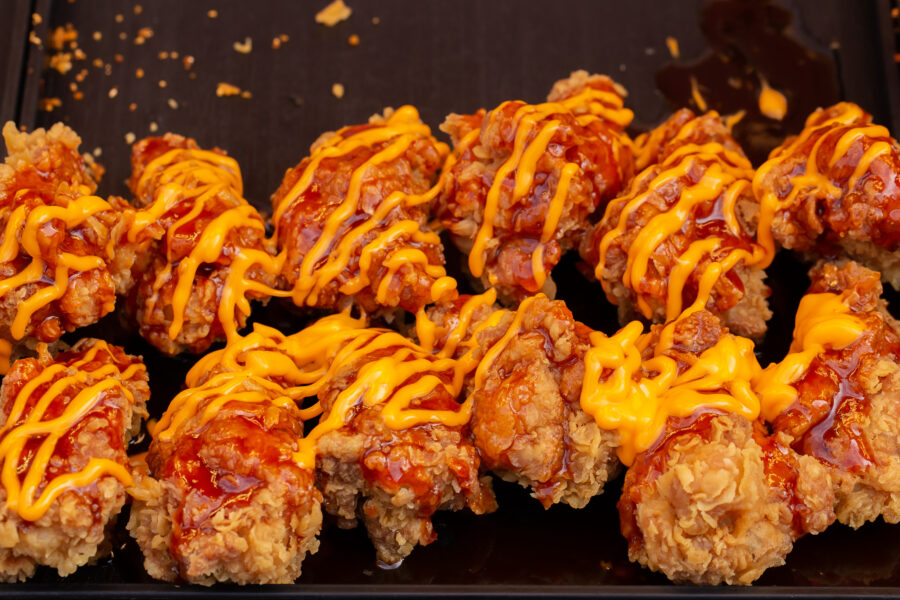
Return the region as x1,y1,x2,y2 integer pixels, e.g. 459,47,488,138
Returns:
4,0,900,594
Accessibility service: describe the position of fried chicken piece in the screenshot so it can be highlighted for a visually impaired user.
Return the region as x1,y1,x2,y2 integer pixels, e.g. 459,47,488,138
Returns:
753,102,900,288
128,369,322,585
120,133,278,355
615,312,834,585
765,261,900,527
0,339,149,581
313,332,496,566
424,293,620,508
436,71,634,302
0,122,126,369
271,106,455,314
580,109,771,339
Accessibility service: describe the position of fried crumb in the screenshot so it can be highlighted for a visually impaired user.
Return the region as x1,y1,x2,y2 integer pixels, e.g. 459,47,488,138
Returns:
129,102,137,111
208,9,218,18
135,68,144,78
158,80,167,88
119,32,127,40
93,146,102,157
182,55,195,70
216,82,242,97
108,86,118,99
348,34,359,46
115,13,124,23
75,68,87,82
31,13,42,25
92,57,103,68
134,4,143,14
104,63,112,75
272,37,282,49
158,51,169,60
135,26,153,45
170,51,179,59
39,97,62,112
92,31,101,41
665,36,680,59
125,132,136,144
114,53,124,63
167,98,179,110
49,24,78,50
241,90,253,99
49,53,73,74
372,16,380,24
233,37,252,54
69,82,78,92
189,72,197,79
73,91,84,101
316,0,352,26
332,83,345,98
149,122,158,133
29,31,42,46
73,47,86,60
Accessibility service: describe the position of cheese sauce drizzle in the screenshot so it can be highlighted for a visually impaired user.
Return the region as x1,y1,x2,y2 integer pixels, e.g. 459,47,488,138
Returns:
753,102,886,266
461,88,633,290
271,106,457,308
0,341,145,521
596,115,766,321
0,190,116,347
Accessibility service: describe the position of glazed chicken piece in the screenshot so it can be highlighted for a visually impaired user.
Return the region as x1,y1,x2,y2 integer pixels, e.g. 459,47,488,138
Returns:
120,133,279,355
271,106,456,315
753,102,900,288
0,122,126,371
436,70,634,302
128,365,322,585
0,339,149,581
422,292,620,508
584,310,834,585
760,261,900,528
580,109,771,339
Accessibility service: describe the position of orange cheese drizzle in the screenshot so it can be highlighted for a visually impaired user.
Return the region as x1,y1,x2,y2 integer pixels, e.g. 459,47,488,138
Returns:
0,341,144,521
463,88,632,289
270,105,457,308
0,191,115,347
596,127,765,322
753,102,885,266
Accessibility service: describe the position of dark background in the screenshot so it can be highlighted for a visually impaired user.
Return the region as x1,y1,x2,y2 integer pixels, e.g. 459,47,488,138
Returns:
2,0,900,596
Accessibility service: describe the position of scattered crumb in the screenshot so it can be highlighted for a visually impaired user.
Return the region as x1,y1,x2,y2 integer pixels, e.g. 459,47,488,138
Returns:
167,98,179,109
158,51,169,59
49,53,73,74
272,37,283,49
273,34,290,49
135,68,144,78
645,47,655,55
619,63,626,72
119,32,127,40
92,57,103,68
149,122,158,133
371,16,380,25
48,24,78,50
31,13,42,25
133,4,143,15
75,68,87,82
125,132,136,144
893,6,899,18
108,86,118,98
689,75,707,111
665,36,680,59
727,76,742,89
207,9,218,18
348,34,359,46
114,53,124,63
104,63,112,75
29,31,42,46
183,55,195,70
233,37,252,53
316,0,352,26
69,82,77,92
158,80,167,88
92,146,102,157
216,82,242,97
332,83,345,98
170,51,179,59
240,90,252,99
129,102,137,111
73,91,84,100
135,26,153,44
73,47,85,60
92,31,101,41
114,13,124,23
39,97,62,112
189,72,197,79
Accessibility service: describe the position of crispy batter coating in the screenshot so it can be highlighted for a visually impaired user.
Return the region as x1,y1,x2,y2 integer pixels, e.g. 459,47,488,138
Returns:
0,339,149,581
753,102,900,288
619,412,834,585
0,122,125,350
618,311,834,585
121,134,277,355
580,109,771,339
437,72,634,302
427,294,620,508
771,261,900,527
128,374,322,585
315,345,496,566
271,107,452,314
